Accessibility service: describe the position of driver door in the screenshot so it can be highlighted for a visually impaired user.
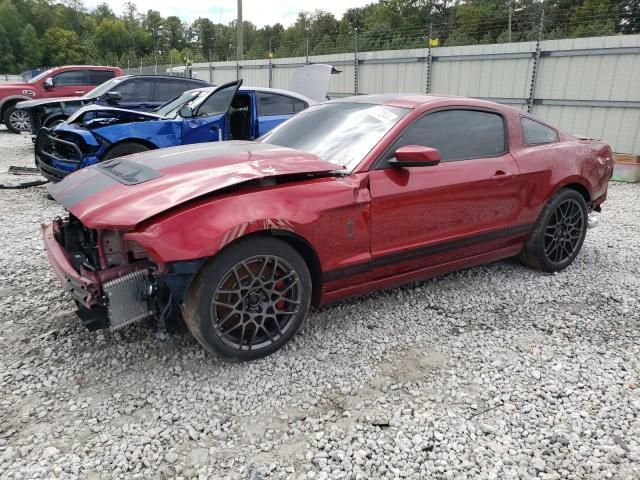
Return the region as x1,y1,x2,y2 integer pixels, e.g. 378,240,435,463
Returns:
181,81,242,145
369,108,526,278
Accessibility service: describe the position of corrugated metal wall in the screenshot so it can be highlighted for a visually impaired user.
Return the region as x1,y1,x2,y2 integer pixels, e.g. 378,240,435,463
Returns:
192,34,640,154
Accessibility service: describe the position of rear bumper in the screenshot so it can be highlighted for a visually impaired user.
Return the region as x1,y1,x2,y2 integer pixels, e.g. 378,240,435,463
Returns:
42,220,101,308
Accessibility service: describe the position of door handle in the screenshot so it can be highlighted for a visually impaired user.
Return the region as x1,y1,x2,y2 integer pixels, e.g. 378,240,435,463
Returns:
74,91,86,95
491,171,515,183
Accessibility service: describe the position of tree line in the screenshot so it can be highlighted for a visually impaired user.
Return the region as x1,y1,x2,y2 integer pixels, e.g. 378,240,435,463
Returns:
0,0,638,73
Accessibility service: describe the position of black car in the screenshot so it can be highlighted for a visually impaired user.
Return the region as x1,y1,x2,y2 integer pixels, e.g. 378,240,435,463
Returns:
17,75,210,135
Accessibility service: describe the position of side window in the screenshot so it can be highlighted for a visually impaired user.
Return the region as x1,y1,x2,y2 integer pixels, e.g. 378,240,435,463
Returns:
293,98,308,113
154,78,185,102
88,70,116,85
381,109,506,166
257,92,295,116
113,78,153,102
522,117,559,145
197,85,237,117
52,70,87,86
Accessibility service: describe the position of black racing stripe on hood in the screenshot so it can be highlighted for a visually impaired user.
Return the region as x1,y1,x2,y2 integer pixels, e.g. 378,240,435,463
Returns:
48,169,117,209
125,141,271,170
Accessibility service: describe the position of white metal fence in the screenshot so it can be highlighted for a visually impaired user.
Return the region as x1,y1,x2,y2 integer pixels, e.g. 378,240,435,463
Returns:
0,74,22,84
191,34,640,154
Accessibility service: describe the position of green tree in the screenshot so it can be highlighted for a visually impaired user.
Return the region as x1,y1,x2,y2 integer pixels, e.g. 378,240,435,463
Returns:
571,0,618,36
143,9,165,52
0,24,15,72
164,16,185,50
42,27,83,65
95,18,129,59
18,23,42,69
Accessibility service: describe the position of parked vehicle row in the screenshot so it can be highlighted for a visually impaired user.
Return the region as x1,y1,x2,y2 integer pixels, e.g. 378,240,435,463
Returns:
0,65,124,133
18,75,209,133
33,64,336,181
40,85,614,360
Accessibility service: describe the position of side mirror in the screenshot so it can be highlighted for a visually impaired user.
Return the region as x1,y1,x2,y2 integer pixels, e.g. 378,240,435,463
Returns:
43,78,54,89
179,106,194,118
389,145,441,168
105,91,122,104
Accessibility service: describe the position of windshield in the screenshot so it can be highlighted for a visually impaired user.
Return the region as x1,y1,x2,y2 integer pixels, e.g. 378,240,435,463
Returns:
260,102,408,170
155,89,210,118
28,68,55,84
84,77,127,98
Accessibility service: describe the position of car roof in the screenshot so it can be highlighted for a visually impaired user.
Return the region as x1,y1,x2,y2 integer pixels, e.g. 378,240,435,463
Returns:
330,93,509,111
118,75,208,82
188,86,317,104
54,65,122,70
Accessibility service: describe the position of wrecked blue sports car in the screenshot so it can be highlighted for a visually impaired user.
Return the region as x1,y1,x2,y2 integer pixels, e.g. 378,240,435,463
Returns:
35,65,336,182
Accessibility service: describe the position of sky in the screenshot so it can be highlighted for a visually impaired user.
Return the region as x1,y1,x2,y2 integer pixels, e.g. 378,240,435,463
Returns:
84,0,372,27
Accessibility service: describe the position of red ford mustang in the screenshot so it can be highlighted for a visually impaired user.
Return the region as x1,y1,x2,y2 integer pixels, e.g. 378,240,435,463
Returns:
43,94,614,360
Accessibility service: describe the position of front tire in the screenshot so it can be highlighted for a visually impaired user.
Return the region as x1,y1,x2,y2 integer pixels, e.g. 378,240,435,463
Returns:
519,188,588,272
184,236,312,361
43,116,68,129
102,142,150,160
4,106,31,133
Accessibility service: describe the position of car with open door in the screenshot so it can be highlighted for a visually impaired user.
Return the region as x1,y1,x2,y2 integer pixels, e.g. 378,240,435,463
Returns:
17,75,209,135
42,94,614,360
34,64,336,182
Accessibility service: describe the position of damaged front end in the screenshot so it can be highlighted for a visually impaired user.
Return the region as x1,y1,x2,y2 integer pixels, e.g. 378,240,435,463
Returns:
43,215,165,331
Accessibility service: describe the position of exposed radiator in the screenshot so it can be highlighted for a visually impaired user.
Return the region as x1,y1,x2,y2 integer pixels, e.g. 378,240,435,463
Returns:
103,269,154,330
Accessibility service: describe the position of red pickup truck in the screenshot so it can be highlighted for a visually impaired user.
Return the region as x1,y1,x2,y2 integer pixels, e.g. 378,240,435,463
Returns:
0,65,124,133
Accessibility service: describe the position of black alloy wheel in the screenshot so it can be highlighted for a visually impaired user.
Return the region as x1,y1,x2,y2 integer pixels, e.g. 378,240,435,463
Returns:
543,198,585,265
184,236,312,360
519,188,588,273
211,255,302,351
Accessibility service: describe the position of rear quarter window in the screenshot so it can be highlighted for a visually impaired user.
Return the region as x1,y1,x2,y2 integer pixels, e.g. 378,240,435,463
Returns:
113,78,153,102
153,78,185,102
88,70,116,85
257,92,296,116
522,117,559,145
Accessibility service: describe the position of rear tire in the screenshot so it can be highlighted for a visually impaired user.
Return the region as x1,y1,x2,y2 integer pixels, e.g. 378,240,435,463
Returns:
519,188,588,273
4,106,31,134
183,236,312,361
102,142,150,160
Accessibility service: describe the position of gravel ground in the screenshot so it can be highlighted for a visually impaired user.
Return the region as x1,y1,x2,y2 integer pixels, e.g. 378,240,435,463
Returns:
0,125,639,480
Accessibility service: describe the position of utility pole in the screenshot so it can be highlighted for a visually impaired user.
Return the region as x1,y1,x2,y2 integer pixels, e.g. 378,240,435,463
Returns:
527,8,545,113
237,0,244,61
268,39,273,88
426,22,433,94
353,28,359,95
508,0,512,43
305,21,310,65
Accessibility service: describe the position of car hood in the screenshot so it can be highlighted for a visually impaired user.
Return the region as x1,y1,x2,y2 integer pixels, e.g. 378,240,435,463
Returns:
0,84,30,94
67,105,162,128
17,96,90,109
48,141,343,230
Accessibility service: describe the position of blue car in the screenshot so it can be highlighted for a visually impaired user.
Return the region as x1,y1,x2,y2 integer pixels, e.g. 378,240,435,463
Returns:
34,64,335,182
18,75,209,135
